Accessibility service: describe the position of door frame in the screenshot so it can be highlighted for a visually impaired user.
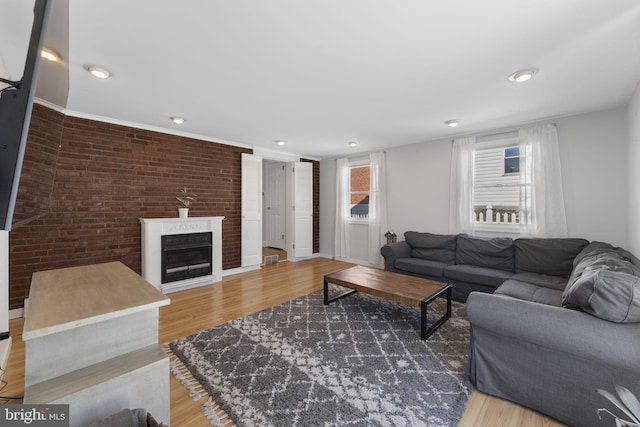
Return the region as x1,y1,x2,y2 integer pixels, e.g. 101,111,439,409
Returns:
241,150,315,265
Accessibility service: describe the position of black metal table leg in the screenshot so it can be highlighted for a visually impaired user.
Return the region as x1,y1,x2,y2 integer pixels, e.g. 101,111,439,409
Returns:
420,284,452,340
324,274,357,305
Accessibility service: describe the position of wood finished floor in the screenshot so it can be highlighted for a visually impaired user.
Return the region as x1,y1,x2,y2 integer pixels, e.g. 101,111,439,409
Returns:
1,257,563,426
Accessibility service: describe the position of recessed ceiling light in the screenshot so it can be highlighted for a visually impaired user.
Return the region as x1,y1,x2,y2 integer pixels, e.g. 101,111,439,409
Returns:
40,47,61,62
84,65,111,79
276,140,286,146
349,141,358,147
170,117,185,124
508,69,537,83
444,120,459,127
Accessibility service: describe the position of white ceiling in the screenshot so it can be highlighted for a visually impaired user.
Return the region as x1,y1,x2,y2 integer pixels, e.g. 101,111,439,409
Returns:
25,0,640,158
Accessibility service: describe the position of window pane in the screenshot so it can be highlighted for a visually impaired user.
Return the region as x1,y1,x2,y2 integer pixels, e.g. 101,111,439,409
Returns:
504,146,520,174
505,147,519,158
505,157,519,173
350,166,370,192
350,165,370,219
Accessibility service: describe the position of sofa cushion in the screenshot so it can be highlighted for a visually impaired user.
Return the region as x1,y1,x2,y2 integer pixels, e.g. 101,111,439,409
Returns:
394,258,450,278
562,269,640,323
510,272,568,292
456,234,514,272
495,279,564,306
514,238,589,277
568,241,635,288
404,231,457,263
444,264,513,287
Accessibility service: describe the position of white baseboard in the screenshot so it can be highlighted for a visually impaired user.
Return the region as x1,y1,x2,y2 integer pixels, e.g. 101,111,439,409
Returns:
317,252,334,259
9,307,24,320
333,256,383,269
287,253,321,262
9,298,28,320
222,265,261,277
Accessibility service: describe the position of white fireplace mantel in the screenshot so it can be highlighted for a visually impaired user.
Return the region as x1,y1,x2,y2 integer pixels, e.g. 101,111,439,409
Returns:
140,216,224,293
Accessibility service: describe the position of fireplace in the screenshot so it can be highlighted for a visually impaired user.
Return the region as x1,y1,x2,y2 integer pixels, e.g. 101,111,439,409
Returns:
140,216,224,293
161,232,212,284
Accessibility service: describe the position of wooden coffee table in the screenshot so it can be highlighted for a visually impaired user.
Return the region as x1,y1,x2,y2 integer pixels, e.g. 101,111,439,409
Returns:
324,265,452,340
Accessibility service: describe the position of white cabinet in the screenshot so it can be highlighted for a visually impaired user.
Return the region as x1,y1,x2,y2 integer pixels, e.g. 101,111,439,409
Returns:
23,262,171,427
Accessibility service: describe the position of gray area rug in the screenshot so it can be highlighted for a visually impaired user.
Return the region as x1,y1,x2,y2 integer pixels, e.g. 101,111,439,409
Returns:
169,289,472,427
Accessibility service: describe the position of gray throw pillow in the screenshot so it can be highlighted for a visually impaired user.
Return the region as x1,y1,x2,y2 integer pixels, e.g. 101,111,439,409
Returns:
567,242,637,292
563,263,640,323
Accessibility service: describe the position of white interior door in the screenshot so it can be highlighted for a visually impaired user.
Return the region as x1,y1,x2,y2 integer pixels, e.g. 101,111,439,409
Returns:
241,153,262,267
264,161,285,249
292,162,313,258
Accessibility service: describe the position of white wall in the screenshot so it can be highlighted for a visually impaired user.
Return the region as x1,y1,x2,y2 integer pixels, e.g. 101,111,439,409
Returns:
557,107,628,246
319,159,337,258
320,107,631,264
628,81,640,255
319,160,371,263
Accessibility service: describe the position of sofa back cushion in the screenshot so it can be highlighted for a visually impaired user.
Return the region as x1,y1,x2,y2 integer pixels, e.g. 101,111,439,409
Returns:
455,234,514,272
404,231,456,263
514,238,589,277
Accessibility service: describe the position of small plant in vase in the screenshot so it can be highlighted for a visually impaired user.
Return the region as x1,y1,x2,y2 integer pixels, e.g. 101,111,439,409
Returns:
176,186,196,218
384,231,397,245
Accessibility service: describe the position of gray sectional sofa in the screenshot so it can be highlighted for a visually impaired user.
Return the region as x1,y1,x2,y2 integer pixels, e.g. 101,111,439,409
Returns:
381,231,640,427
380,231,588,302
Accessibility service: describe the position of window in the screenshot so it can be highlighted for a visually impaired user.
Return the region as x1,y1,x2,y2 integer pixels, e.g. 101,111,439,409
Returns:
473,140,522,230
450,124,566,237
504,147,520,174
349,164,370,220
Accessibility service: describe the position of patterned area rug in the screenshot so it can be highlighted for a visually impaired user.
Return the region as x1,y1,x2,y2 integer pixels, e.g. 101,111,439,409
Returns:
168,289,471,427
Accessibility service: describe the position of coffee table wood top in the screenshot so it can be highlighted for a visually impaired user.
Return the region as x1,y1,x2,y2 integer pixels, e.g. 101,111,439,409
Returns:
324,265,448,309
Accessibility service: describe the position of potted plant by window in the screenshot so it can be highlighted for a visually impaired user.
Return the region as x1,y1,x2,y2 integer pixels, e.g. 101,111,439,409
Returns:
384,231,397,245
176,186,196,218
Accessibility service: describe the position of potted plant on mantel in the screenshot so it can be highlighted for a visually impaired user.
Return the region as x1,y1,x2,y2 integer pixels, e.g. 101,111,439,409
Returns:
176,186,196,218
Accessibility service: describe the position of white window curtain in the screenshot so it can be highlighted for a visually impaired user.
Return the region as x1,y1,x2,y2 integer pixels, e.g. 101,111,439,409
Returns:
368,152,388,266
334,157,350,258
519,124,568,237
449,136,476,234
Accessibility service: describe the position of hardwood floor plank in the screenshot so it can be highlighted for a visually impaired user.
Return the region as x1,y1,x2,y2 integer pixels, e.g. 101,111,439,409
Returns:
3,257,563,426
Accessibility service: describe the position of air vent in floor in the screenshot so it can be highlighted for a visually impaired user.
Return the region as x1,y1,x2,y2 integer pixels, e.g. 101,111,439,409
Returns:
264,255,279,265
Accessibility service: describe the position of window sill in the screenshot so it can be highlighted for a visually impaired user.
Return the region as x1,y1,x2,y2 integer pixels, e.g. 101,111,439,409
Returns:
349,219,369,225
474,223,520,235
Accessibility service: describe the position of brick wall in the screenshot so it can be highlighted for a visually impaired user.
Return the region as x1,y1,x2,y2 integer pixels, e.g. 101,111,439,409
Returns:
8,104,252,309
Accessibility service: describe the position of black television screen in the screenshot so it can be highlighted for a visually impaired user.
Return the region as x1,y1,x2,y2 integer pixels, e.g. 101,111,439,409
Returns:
0,0,50,231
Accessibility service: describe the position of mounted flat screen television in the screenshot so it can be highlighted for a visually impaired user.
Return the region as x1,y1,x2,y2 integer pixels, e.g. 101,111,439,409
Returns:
0,0,50,231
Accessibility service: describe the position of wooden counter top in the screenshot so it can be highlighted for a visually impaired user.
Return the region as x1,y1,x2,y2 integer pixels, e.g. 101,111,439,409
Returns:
23,261,170,341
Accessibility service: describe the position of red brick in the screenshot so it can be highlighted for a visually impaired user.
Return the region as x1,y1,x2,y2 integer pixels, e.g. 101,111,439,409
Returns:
8,105,321,309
